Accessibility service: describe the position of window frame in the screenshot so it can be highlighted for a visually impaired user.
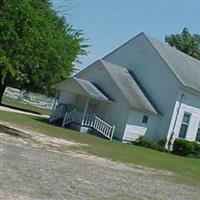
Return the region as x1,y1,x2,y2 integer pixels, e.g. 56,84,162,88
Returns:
195,122,200,143
178,112,191,139
142,115,149,124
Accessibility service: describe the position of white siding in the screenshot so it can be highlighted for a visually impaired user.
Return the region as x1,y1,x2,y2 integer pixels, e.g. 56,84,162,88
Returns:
58,91,75,105
167,90,200,141
75,94,88,112
76,62,129,140
123,110,159,142
57,81,84,105
104,34,181,139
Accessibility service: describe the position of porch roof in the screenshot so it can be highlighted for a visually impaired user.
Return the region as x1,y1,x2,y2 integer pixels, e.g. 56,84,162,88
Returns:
52,77,112,103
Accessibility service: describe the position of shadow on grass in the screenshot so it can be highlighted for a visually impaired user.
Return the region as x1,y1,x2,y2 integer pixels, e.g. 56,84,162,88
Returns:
34,116,49,123
1,104,42,115
31,116,64,128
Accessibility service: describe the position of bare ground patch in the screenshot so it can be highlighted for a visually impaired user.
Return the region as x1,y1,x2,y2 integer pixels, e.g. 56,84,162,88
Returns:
0,121,199,200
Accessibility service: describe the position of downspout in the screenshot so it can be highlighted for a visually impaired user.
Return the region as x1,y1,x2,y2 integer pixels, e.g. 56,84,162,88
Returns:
167,93,184,150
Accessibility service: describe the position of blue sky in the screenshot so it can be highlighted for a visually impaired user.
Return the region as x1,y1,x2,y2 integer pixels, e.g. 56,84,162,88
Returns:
53,0,200,70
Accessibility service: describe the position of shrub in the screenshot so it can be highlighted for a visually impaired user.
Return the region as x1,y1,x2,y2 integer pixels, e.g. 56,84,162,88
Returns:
193,142,200,157
135,136,199,158
173,138,194,156
136,136,154,148
135,136,166,152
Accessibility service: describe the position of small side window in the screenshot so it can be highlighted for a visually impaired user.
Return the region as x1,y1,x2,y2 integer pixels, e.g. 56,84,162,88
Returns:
142,115,148,124
179,112,191,138
196,123,200,142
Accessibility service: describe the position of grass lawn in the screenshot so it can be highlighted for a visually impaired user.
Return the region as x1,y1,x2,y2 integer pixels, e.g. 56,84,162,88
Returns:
2,96,51,115
0,110,200,186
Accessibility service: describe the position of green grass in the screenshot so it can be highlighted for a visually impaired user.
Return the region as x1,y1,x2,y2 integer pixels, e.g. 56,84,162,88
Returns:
2,96,51,115
0,110,200,186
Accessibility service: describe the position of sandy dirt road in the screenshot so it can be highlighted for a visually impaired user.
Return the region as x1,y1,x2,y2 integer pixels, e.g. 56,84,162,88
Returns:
0,123,199,200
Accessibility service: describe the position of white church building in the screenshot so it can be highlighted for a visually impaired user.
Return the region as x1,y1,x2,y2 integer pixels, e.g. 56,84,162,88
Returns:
50,32,200,144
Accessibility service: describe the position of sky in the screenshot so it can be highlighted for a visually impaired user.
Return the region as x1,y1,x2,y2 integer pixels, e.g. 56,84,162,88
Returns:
53,0,200,70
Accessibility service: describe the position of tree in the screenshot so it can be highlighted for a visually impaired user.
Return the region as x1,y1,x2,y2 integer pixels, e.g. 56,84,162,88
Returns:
0,0,88,103
165,28,200,60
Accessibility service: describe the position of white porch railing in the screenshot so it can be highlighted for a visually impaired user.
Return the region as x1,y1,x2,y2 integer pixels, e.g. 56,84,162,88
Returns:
62,110,115,140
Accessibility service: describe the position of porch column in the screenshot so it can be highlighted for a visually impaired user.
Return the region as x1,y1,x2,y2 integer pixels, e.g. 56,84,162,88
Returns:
81,97,90,125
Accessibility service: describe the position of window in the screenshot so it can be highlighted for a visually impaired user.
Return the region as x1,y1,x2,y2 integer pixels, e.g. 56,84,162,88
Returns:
195,123,200,142
179,113,191,138
142,115,148,124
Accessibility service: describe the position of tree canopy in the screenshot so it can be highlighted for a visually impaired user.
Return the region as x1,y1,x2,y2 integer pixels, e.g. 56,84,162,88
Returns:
0,0,88,102
165,28,200,60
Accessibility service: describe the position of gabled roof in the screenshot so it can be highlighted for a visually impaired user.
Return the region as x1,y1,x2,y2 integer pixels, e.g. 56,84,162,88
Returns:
52,77,111,103
100,60,159,114
143,33,200,93
103,32,200,94
53,32,200,115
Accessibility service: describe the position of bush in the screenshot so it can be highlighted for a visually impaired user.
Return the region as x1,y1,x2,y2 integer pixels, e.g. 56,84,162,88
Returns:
135,136,199,158
136,136,154,148
135,136,166,152
173,138,194,156
193,142,200,157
